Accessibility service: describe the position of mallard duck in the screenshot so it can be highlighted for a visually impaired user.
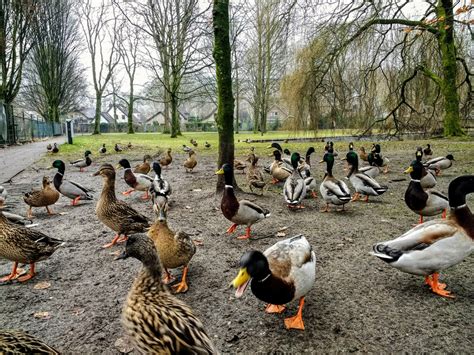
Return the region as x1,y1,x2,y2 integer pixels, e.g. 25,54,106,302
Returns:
182,144,192,153
298,147,315,178
284,153,306,209
150,162,172,215
0,330,59,354
246,153,266,195
371,175,474,298
148,208,195,293
358,153,381,178
0,186,6,207
404,158,448,224
346,151,388,202
133,154,152,175
23,176,60,218
424,154,455,176
184,150,197,173
52,143,59,154
117,159,154,199
158,148,172,169
216,163,270,240
190,139,198,147
70,150,92,172
319,153,351,212
423,144,433,158
93,164,150,248
267,142,292,169
118,234,217,354
328,142,338,157
205,141,211,148
52,160,93,205
359,146,368,162
270,150,292,184
234,159,247,174
99,144,106,154
46,143,52,153
0,211,64,282
127,142,133,149
412,149,437,188
371,144,389,173
115,143,123,152
232,234,316,330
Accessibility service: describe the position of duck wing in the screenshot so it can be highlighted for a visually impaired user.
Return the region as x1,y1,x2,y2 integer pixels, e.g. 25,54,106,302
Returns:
424,156,443,166
61,180,93,198
239,200,270,217
322,179,350,198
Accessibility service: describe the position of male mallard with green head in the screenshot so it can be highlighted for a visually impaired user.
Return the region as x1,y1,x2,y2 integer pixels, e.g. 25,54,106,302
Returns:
283,152,306,209
52,160,93,205
216,163,270,239
371,175,474,298
232,234,316,330
117,159,154,200
319,153,351,212
70,150,92,172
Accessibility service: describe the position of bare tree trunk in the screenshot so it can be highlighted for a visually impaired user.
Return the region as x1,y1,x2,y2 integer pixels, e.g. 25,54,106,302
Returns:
213,0,235,192
170,93,181,138
94,92,102,135
127,92,134,134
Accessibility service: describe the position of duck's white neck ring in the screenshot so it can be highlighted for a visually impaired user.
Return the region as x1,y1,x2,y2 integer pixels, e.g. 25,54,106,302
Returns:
124,168,132,171
451,203,467,210
225,185,233,189
258,274,271,282
411,179,421,183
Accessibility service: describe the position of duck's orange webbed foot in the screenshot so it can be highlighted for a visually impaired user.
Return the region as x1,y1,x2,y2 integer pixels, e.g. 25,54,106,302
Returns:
17,264,36,282
172,266,190,294
162,269,176,284
72,196,81,206
426,273,453,298
102,234,121,248
226,223,238,234
0,262,20,282
310,191,318,199
237,227,252,240
141,191,150,200
284,297,306,331
271,178,279,184
351,193,360,202
122,189,134,196
265,304,286,314
320,204,330,213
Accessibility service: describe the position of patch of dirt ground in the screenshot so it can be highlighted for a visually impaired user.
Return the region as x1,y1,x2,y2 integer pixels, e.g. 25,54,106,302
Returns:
0,141,473,354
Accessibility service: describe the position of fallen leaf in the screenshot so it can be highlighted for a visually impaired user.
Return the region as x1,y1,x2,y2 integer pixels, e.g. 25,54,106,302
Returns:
185,206,191,209
278,226,288,232
33,311,51,320
34,281,51,290
275,231,286,237
114,337,134,354
192,189,202,192
59,212,69,216
71,308,84,316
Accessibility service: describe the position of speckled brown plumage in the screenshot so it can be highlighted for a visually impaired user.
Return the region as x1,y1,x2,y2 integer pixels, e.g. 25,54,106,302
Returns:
184,151,197,172
94,165,150,236
246,154,266,193
0,330,59,354
134,155,152,175
120,235,217,354
159,149,173,168
23,176,60,213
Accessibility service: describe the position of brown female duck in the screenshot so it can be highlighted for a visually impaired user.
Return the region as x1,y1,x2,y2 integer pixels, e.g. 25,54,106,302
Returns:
159,148,173,168
133,155,152,175
93,164,150,248
0,330,59,354
246,153,266,194
118,234,217,354
184,150,197,173
0,211,64,282
23,176,60,218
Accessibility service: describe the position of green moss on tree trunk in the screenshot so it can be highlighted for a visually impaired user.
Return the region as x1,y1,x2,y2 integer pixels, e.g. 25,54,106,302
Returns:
213,0,235,191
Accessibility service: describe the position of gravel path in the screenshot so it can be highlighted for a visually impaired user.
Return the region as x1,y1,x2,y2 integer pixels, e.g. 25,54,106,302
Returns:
0,137,64,183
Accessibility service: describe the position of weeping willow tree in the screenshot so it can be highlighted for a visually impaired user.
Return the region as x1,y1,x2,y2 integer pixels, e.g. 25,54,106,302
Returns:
283,0,472,137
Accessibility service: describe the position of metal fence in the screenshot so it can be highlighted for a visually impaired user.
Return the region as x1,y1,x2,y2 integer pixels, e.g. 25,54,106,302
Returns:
0,112,63,144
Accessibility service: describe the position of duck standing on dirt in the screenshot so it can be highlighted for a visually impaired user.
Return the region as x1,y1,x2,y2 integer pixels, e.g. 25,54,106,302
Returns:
0,211,64,282
423,144,433,158
359,146,368,162
118,234,217,354
404,155,448,224
46,143,52,153
413,149,437,189
70,150,92,172
270,150,292,184
424,154,455,176
52,143,59,154
232,234,316,330
184,150,197,173
133,155,152,175
267,142,292,169
371,175,474,298
52,160,93,206
0,186,6,207
246,153,266,195
93,164,150,248
148,207,195,293
284,152,306,209
23,176,60,218
115,143,123,153
358,153,381,179
99,144,106,154
150,162,172,216
216,163,270,240
346,151,388,202
319,152,351,212
159,148,173,169
371,144,389,173
234,159,247,174
0,330,60,354
117,159,154,199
